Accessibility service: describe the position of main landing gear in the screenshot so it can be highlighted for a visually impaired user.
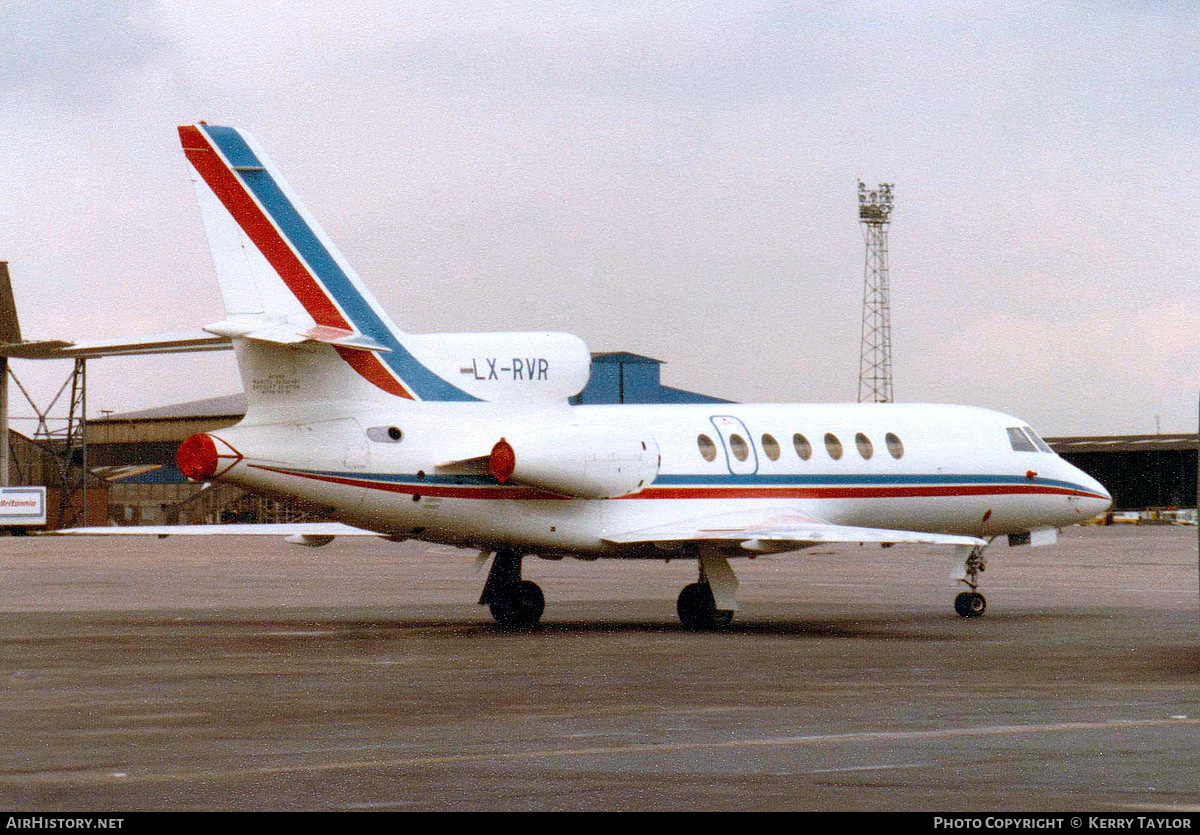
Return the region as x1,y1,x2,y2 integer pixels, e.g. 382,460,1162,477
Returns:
677,582,733,630
479,549,545,629
952,544,987,618
676,550,739,631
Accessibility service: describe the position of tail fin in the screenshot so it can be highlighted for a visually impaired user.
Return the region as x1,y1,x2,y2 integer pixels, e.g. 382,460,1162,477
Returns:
179,123,478,406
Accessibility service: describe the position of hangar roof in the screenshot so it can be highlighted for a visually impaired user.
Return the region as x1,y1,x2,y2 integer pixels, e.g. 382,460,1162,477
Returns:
1046,434,1199,454
102,393,247,422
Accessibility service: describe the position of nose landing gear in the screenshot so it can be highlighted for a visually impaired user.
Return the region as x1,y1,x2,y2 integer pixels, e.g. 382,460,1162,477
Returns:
952,544,987,618
954,589,986,617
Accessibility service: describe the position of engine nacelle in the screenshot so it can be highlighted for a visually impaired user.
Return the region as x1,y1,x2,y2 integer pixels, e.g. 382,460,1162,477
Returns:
488,425,659,499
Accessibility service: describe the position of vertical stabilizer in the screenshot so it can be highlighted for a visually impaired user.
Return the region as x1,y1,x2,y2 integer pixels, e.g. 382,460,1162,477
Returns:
179,123,479,407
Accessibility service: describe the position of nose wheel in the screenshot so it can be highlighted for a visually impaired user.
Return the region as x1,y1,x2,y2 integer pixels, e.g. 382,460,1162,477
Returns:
954,591,986,618
953,544,988,618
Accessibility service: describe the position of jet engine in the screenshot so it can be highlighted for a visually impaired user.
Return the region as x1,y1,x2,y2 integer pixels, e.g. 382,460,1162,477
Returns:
487,425,659,499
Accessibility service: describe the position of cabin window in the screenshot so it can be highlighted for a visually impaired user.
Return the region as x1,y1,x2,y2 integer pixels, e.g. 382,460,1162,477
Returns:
1007,427,1037,452
761,433,780,461
855,432,873,459
697,434,718,462
793,433,812,460
885,432,904,459
824,433,843,460
1023,426,1054,453
366,426,403,443
729,434,750,462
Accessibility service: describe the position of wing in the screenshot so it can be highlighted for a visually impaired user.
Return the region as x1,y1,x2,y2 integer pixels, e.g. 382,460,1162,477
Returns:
602,509,985,554
51,522,388,547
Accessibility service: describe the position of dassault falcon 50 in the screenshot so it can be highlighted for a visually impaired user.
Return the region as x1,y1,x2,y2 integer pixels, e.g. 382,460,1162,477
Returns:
69,124,1113,629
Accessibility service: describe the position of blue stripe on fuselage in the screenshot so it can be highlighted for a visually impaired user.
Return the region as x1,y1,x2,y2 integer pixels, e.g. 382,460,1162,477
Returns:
261,466,1097,496
651,473,1088,491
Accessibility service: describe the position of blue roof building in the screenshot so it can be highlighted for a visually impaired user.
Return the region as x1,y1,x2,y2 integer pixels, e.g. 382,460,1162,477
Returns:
570,352,730,406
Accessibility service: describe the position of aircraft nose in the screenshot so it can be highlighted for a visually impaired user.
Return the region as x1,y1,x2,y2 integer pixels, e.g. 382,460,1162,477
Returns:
1075,467,1112,514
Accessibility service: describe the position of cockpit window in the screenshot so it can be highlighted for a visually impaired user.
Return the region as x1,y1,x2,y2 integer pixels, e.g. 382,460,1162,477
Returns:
1007,427,1037,452
1023,426,1054,453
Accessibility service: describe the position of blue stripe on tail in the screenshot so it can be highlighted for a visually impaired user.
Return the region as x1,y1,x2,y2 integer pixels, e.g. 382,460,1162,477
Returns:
202,125,478,402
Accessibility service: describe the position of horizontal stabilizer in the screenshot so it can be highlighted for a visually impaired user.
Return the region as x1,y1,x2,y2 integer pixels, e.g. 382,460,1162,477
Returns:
604,510,986,553
203,317,390,352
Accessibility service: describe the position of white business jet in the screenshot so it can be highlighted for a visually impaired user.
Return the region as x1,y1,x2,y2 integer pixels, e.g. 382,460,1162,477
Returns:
79,124,1115,629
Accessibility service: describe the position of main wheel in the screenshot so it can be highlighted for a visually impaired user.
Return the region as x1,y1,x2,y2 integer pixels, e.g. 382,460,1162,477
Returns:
954,591,986,618
677,582,734,631
490,580,545,629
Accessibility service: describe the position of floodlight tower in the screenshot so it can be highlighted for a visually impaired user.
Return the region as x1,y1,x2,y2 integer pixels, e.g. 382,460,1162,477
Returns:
857,180,895,403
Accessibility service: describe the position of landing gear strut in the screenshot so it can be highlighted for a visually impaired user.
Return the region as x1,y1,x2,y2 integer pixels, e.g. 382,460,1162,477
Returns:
676,550,738,630
479,549,544,629
953,544,987,618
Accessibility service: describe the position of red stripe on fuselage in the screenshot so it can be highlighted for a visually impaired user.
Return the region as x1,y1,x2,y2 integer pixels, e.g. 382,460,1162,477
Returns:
178,126,412,400
248,464,1104,502
249,465,570,500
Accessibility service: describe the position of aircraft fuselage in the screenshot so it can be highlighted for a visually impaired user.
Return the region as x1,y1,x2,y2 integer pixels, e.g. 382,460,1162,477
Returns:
187,401,1111,557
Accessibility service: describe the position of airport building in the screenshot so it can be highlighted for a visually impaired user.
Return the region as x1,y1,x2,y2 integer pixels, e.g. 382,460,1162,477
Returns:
1045,434,1197,513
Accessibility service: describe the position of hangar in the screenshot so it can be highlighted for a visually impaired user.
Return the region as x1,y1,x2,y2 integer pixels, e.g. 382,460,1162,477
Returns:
1046,434,1197,513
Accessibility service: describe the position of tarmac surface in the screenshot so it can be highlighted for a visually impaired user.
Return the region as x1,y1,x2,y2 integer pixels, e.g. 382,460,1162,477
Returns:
0,524,1197,811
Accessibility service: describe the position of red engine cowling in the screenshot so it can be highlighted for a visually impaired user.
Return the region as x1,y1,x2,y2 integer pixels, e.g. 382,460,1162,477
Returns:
487,425,659,499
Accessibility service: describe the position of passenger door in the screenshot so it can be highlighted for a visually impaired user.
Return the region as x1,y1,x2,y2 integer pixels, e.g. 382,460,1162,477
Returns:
708,415,758,476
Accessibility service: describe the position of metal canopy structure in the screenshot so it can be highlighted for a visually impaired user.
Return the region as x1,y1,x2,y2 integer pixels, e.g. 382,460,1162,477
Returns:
0,262,19,489
0,330,231,360
0,263,233,527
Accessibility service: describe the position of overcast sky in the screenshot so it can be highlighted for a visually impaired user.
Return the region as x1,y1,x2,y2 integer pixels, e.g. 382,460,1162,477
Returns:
1,1,1196,435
